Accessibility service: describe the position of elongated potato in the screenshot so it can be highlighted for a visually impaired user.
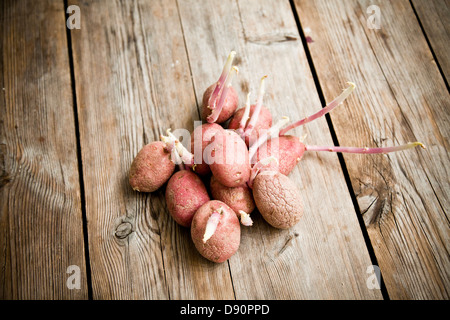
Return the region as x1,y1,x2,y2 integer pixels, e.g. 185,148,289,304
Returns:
129,141,175,192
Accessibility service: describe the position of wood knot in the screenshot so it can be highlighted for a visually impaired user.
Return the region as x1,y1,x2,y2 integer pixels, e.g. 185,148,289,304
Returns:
115,222,133,239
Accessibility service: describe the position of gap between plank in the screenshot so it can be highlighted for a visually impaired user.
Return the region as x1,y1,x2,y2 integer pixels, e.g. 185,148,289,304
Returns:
409,0,449,92
64,0,93,300
288,0,390,300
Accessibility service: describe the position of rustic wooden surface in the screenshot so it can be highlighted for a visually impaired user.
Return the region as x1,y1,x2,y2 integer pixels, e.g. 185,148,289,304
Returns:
412,0,450,82
293,0,449,299
0,0,88,299
1,0,448,300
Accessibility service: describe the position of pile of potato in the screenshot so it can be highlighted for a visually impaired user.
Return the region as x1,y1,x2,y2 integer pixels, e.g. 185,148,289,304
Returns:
129,52,424,263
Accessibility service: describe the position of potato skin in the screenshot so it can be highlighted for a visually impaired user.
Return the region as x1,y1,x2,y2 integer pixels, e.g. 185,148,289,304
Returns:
191,200,240,263
210,175,255,215
190,123,224,176
201,84,238,124
129,141,175,192
165,170,210,227
253,171,303,229
255,136,306,176
207,130,251,188
228,104,272,146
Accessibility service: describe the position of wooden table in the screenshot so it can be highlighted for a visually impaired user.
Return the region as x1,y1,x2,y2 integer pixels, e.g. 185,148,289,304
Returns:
1,0,448,300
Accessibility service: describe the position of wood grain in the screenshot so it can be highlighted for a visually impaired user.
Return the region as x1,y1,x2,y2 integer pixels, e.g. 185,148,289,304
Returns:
294,0,450,299
178,0,381,299
412,0,450,82
69,0,235,299
0,0,88,299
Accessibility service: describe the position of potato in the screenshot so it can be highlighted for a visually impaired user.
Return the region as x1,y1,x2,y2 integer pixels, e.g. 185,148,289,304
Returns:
201,84,238,124
129,141,175,192
191,200,240,263
206,130,251,188
210,175,255,216
255,135,306,176
252,171,303,229
165,170,210,227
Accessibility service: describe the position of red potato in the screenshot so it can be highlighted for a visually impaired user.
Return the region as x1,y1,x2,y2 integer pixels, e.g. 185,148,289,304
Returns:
252,171,303,229
210,175,255,223
191,200,240,263
202,52,239,124
202,84,239,124
206,130,251,188
129,141,175,192
165,170,210,227
190,123,224,175
228,104,272,146
255,135,306,176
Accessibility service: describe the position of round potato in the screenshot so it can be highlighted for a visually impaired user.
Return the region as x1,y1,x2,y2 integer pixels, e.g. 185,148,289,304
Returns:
165,170,210,227
206,130,251,188
253,171,303,229
201,84,238,124
210,175,255,216
191,200,240,263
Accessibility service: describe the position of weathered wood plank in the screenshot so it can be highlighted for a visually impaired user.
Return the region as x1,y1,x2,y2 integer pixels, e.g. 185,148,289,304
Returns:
0,0,88,299
178,0,382,299
294,0,450,299
412,0,450,82
69,0,235,299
